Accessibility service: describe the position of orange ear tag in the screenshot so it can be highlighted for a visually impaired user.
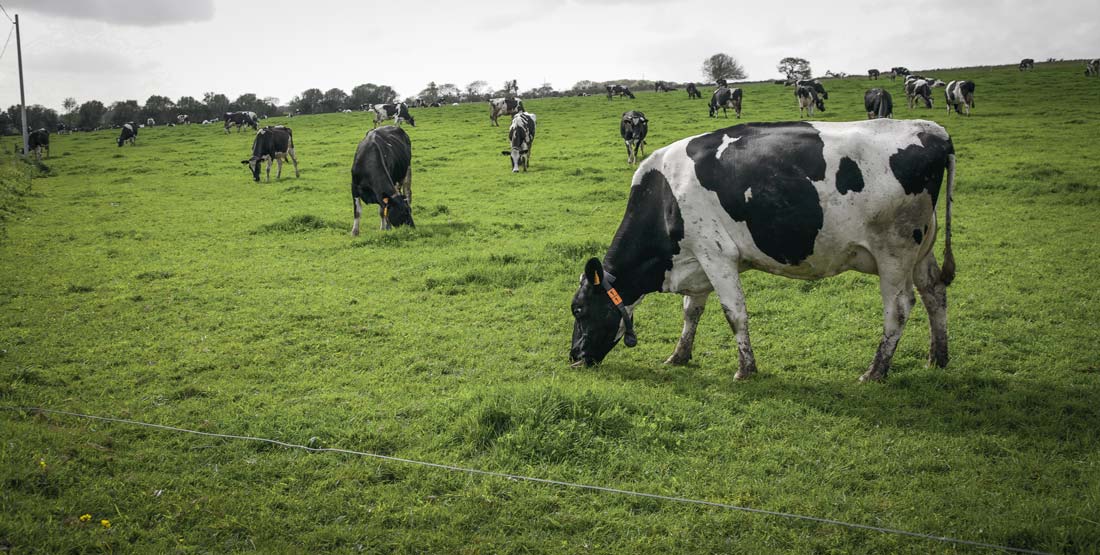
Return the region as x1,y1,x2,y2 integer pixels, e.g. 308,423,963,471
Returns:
607,288,623,305
593,273,601,285
383,197,389,218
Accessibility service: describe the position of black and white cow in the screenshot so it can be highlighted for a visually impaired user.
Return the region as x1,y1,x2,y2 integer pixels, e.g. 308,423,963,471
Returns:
795,79,828,100
1019,58,1035,71
351,125,414,233
709,87,743,118
868,69,881,80
569,119,957,383
1086,59,1099,77
488,97,524,127
686,83,702,99
177,114,190,125
501,112,536,173
28,128,50,160
146,118,156,127
796,85,825,117
56,122,69,135
905,78,934,109
240,126,299,182
117,122,138,147
606,85,635,100
944,80,976,116
890,66,910,80
654,81,677,93
224,111,258,133
367,103,415,128
864,88,893,119
620,110,648,165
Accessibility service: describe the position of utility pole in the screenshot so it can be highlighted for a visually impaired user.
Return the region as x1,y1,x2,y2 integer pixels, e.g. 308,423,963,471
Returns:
16,13,28,157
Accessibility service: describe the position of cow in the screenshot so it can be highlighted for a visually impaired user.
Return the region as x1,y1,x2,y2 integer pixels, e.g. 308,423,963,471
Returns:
366,103,415,128
568,119,957,384
606,85,635,100
905,78,934,109
686,83,702,99
796,85,825,117
620,111,648,165
890,67,910,80
864,88,893,119
795,79,828,100
430,102,442,108
1019,58,1035,71
177,114,190,125
654,81,677,93
146,118,155,127
1086,59,1100,77
117,122,138,147
28,128,49,160
56,122,69,135
868,69,880,80
944,80,976,116
351,125,414,234
501,112,536,173
224,111,258,133
709,87,743,118
240,126,299,182
489,97,524,126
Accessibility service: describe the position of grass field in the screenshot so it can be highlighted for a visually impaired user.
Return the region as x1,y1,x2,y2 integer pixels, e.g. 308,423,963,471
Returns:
2,61,1099,554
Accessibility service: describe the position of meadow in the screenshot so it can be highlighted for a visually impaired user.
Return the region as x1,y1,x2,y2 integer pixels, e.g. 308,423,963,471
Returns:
1,61,1099,554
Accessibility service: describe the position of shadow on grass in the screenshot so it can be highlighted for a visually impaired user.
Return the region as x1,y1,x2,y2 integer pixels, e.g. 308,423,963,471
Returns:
348,221,474,247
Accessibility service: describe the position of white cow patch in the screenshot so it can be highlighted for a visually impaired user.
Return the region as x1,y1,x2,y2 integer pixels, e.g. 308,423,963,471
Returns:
715,135,741,160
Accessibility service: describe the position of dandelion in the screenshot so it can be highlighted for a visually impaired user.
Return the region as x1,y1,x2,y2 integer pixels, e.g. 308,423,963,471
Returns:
79,514,91,522
100,519,111,529
38,459,46,469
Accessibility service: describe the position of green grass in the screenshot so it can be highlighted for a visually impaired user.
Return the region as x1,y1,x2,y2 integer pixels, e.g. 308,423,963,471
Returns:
2,61,1099,554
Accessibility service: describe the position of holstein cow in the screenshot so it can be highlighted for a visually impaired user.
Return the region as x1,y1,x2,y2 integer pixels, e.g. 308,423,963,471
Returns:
654,81,677,93
1085,59,1099,76
868,69,881,80
177,114,190,125
56,122,69,135
501,112,536,173
686,83,702,99
117,122,138,147
569,119,957,383
944,80,976,116
796,85,825,117
606,85,636,100
620,110,648,165
709,87,743,118
241,126,299,182
28,128,50,160
224,111,258,133
1019,58,1035,71
488,97,524,127
905,78,934,109
890,66,910,80
351,125,414,233
146,118,156,127
864,88,894,119
367,103,415,128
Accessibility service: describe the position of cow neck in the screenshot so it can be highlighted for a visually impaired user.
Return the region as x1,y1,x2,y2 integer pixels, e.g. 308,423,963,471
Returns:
601,227,666,307
370,140,400,199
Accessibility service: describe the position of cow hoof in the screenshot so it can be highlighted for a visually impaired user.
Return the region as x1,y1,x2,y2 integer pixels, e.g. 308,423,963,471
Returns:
927,352,949,368
733,369,755,380
664,353,691,366
858,371,886,383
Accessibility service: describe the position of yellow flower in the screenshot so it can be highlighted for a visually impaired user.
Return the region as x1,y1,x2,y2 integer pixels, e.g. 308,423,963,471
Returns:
38,460,46,469
79,514,91,522
100,519,111,529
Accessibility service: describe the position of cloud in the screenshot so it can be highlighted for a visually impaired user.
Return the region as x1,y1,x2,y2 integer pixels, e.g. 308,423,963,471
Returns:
7,0,214,26
36,48,158,75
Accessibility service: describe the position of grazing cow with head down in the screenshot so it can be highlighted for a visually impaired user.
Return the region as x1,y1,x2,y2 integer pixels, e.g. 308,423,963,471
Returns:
29,128,50,160
796,85,825,117
944,80,976,116
489,97,524,126
905,78,934,109
654,81,677,93
686,83,702,99
224,111,258,133
501,112,536,173
620,111,648,165
1019,58,1035,71
117,122,138,147
241,126,299,182
864,88,893,119
351,125,414,233
709,87,743,118
890,67,910,80
569,119,957,383
177,114,190,125
1086,59,1099,76
868,69,881,80
367,103,415,129
606,85,635,100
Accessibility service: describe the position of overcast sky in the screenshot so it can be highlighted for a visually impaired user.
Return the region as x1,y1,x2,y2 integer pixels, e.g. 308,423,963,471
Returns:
2,0,1097,111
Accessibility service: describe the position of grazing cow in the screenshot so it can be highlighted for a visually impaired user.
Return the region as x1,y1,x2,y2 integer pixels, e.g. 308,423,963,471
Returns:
654,81,677,93
944,80,976,116
56,122,69,135
796,85,825,117
890,66,910,80
501,112,536,173
177,114,190,125
367,103,415,128
240,126,299,182
1019,58,1035,71
686,83,702,99
620,110,648,165
606,85,635,100
868,69,881,80
488,97,524,126
795,79,828,100
430,101,442,108
905,78,934,109
224,111,258,133
351,125,414,234
28,128,49,160
117,122,138,147
146,118,155,127
568,119,956,383
709,87,743,118
1086,59,1100,76
864,88,893,119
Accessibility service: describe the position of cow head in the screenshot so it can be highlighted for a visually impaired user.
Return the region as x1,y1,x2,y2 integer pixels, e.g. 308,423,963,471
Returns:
404,113,415,127
501,147,529,172
382,194,414,228
570,258,637,367
241,156,263,181
815,97,826,112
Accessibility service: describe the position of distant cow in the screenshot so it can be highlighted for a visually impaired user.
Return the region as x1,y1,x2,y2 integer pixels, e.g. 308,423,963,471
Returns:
606,85,635,100
795,79,828,100
620,110,648,165
351,125,414,234
489,97,524,126
686,83,702,99
241,126,299,182
146,118,155,127
117,122,138,147
868,69,881,80
1019,58,1035,71
1086,59,1100,76
890,67,910,80
56,122,69,135
944,80,976,116
905,78,934,109
367,103,415,128
654,81,677,93
709,87,743,118
28,128,49,160
864,88,893,119
501,112,536,173
796,85,825,117
177,114,190,125
224,111,258,133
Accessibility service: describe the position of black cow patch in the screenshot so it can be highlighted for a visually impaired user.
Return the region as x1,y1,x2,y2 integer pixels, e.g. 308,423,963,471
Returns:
888,131,954,205
836,157,864,194
603,169,685,302
686,122,825,266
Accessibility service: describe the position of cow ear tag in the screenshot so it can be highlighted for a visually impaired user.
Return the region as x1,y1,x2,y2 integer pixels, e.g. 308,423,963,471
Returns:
383,197,389,219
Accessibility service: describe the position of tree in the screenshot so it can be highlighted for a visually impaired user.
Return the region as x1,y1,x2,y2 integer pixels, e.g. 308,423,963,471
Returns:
465,80,488,101
5,104,59,133
231,93,276,116
571,80,600,94
62,97,78,128
291,88,324,114
418,81,440,103
702,53,747,83
108,100,142,126
777,57,813,82
203,92,231,117
438,83,460,103
77,100,107,129
321,88,349,112
350,83,396,108
143,95,175,124
176,96,205,120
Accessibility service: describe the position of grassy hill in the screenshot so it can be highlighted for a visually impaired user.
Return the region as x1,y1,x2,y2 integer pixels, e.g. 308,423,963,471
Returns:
1,61,1098,554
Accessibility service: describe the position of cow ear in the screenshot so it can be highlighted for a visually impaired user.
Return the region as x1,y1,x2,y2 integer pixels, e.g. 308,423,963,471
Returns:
240,160,250,164
501,151,510,156
584,258,603,286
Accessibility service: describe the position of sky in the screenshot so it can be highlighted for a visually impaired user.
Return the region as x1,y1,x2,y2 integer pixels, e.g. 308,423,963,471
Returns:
1,0,1097,112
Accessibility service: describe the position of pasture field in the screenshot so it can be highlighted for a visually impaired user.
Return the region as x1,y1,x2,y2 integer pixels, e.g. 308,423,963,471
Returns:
2,61,1100,554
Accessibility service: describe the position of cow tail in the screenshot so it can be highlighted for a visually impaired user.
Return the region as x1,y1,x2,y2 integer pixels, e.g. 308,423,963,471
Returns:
940,153,956,286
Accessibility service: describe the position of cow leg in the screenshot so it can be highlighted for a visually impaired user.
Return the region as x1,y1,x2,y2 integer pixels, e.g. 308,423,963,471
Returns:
913,251,949,368
399,167,412,205
861,265,917,382
351,197,361,237
288,148,300,177
697,259,757,379
625,140,634,164
666,293,709,365
265,158,273,182
275,156,284,180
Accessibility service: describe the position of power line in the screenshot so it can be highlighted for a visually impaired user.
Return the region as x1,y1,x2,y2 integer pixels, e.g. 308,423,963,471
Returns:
0,3,11,24
0,22,13,62
2,405,1053,555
